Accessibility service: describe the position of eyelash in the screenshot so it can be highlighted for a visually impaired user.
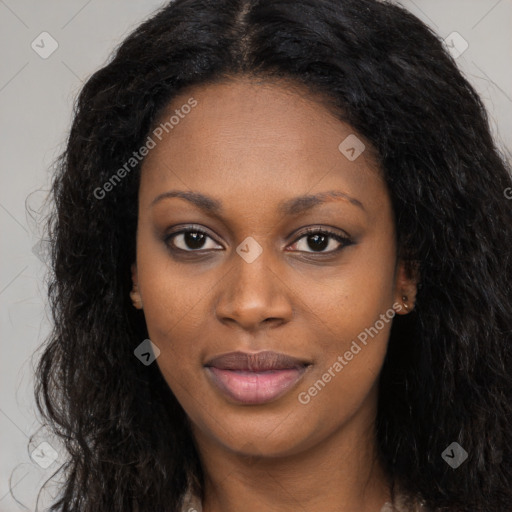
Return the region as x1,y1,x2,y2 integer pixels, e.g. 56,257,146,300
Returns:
164,225,353,256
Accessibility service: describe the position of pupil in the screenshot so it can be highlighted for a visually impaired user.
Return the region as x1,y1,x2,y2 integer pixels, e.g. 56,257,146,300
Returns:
308,234,327,251
185,232,205,249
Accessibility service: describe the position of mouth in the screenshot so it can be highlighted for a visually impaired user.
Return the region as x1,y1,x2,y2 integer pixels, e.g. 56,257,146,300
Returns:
204,351,311,405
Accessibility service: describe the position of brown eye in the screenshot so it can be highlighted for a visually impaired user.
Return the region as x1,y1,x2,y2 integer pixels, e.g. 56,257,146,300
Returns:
165,227,222,252
289,228,352,254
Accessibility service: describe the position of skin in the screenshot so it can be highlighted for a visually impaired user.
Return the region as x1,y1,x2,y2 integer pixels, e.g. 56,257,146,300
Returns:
131,76,417,512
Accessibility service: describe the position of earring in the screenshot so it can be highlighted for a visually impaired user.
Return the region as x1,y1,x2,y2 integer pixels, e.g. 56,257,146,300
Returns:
402,294,409,310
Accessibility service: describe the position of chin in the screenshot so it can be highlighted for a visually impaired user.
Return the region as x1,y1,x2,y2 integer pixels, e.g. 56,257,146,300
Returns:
204,412,320,459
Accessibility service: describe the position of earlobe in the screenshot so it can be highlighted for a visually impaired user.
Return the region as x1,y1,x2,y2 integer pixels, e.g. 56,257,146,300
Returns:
130,263,143,309
394,260,419,314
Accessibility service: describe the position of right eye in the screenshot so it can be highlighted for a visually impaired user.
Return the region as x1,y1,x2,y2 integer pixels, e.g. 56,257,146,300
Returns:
164,226,224,252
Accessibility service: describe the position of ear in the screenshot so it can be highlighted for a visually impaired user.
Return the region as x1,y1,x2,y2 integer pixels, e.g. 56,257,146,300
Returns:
130,263,143,309
393,259,419,315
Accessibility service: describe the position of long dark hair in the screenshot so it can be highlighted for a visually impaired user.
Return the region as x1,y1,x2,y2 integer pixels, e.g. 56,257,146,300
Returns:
32,0,512,510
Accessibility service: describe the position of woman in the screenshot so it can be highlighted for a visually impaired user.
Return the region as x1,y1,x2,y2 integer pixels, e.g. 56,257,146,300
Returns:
34,0,512,511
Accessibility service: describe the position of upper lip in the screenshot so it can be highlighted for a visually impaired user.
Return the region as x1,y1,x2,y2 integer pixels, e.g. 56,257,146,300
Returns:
204,351,310,372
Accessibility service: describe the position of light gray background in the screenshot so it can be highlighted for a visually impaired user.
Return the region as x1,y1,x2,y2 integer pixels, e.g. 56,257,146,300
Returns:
1,1,511,510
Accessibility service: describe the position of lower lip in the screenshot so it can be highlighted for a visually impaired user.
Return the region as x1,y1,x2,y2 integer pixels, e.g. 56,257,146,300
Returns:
205,366,307,404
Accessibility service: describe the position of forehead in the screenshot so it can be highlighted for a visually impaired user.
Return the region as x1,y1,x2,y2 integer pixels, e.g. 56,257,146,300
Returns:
139,78,387,219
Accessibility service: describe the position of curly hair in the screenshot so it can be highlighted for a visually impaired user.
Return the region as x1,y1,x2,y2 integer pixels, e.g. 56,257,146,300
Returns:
32,0,512,510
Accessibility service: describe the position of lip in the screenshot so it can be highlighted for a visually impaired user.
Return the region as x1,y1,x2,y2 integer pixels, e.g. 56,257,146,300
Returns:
204,351,311,404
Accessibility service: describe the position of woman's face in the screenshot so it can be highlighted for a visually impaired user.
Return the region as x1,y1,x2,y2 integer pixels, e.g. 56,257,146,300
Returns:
132,77,415,458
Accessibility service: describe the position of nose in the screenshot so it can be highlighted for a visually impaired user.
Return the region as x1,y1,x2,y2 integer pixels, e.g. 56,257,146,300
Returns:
214,247,294,332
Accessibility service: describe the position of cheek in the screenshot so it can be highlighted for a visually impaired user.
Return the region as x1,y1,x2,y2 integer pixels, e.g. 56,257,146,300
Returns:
296,232,397,410
136,225,207,336
304,234,397,352
295,304,394,435
139,263,208,409
135,239,213,389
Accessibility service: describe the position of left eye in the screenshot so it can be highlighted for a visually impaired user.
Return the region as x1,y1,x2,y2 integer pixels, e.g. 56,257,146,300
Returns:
289,229,351,254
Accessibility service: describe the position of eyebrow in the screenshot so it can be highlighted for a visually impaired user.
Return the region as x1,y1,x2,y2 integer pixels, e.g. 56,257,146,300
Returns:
150,189,365,216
